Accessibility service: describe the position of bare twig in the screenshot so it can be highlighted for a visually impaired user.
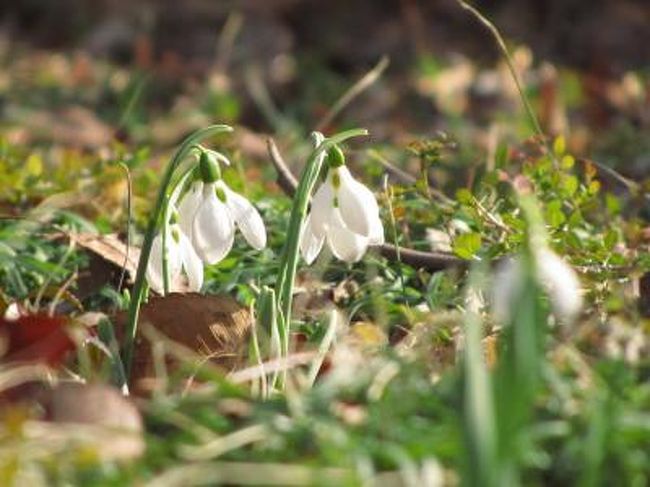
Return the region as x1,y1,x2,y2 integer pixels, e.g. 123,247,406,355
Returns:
267,138,298,197
378,244,461,272
267,139,462,272
245,65,292,132
213,11,243,73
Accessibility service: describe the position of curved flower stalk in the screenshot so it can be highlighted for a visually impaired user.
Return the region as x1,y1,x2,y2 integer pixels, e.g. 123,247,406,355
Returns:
270,129,368,390
123,124,234,379
176,151,267,265
146,214,203,294
300,145,384,264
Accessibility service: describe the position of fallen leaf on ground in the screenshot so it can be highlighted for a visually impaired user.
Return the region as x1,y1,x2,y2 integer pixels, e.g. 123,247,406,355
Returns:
114,293,251,394
0,312,75,366
41,382,144,461
71,232,140,284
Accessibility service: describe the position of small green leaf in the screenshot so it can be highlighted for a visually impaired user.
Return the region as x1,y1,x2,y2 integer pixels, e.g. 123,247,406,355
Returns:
452,232,482,260
553,136,566,156
25,153,43,177
561,154,575,169
588,180,601,195
545,200,566,228
568,210,584,227
495,143,509,168
456,188,473,205
561,174,578,197
604,229,618,250
605,193,621,215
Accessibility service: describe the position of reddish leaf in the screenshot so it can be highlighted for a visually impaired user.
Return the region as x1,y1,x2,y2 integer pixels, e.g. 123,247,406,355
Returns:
0,313,75,366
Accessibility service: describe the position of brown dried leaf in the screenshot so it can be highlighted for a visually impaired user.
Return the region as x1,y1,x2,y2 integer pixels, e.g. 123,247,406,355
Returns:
42,382,144,461
114,293,251,393
71,233,140,284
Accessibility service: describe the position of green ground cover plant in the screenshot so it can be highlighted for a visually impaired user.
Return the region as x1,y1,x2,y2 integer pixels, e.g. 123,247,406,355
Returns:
0,3,648,486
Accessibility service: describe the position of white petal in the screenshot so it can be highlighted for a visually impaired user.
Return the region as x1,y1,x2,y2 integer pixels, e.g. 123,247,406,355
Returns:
310,182,334,238
192,184,235,264
491,256,523,324
536,249,582,324
145,235,165,294
336,166,380,237
300,213,325,265
179,232,204,292
146,232,181,294
178,182,203,240
368,215,385,245
492,249,582,325
218,181,267,250
326,210,369,263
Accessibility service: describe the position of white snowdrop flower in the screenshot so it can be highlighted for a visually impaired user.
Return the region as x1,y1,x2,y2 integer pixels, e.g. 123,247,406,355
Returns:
300,146,384,264
146,221,203,294
177,152,266,265
492,247,582,325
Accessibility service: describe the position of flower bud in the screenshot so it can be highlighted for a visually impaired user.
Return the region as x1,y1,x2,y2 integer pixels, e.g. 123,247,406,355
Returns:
327,145,345,168
492,248,582,326
199,151,221,183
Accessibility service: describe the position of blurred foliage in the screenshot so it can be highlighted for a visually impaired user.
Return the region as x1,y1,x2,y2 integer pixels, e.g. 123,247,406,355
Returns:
0,28,648,486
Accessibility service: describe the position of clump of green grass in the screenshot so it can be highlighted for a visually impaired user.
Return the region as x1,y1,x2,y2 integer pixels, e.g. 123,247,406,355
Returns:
1,4,649,486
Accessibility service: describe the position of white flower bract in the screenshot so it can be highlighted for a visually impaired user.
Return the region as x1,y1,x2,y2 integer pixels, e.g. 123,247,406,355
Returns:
146,224,204,294
301,166,384,264
178,180,266,265
492,247,582,325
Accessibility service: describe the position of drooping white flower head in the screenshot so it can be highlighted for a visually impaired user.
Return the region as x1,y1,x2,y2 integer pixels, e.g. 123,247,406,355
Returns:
177,151,266,265
146,219,203,294
492,247,582,325
300,145,384,264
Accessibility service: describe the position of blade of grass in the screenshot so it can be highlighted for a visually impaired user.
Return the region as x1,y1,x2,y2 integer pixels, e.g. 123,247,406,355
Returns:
456,1,556,162
305,310,339,388
462,265,498,487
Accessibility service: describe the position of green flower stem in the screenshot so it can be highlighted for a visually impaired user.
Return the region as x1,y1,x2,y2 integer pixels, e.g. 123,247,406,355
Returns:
161,162,202,295
122,124,233,380
463,264,498,487
273,128,368,388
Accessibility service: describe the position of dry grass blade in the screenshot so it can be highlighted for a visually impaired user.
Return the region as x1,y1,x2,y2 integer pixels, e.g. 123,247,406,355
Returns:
146,461,353,487
305,309,339,388
228,351,317,384
178,424,268,461
315,56,390,131
0,364,53,392
456,1,547,150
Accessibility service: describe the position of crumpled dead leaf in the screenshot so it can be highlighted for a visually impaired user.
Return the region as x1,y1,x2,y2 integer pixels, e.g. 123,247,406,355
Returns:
71,233,140,285
41,382,144,461
114,293,251,394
